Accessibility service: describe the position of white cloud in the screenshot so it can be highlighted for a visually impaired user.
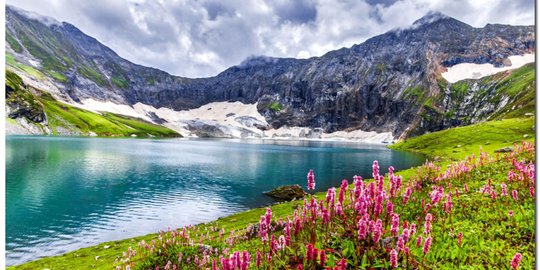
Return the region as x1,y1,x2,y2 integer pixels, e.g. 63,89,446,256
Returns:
6,0,535,77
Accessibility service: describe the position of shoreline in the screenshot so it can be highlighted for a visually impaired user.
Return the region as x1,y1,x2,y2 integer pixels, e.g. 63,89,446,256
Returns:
5,132,396,145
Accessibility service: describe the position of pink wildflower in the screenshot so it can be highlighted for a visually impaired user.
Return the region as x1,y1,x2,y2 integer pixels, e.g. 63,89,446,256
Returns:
339,180,348,204
530,186,535,197
391,213,400,236
265,207,272,225
403,187,412,204
319,250,327,266
336,202,343,216
373,160,380,178
337,258,347,270
501,183,508,196
509,210,514,217
512,190,518,201
402,228,410,243
256,251,261,267
278,235,286,249
397,236,405,252
416,235,423,247
387,201,394,217
326,187,336,206
358,218,367,240
306,244,317,261
423,236,432,254
511,253,522,270
372,219,383,243
457,232,463,247
390,249,398,268
424,214,432,235
307,169,315,190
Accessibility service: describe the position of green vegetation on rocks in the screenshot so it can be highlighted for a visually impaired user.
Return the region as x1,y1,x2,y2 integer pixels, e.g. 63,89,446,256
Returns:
6,53,45,80
269,102,283,112
6,32,23,53
78,65,106,86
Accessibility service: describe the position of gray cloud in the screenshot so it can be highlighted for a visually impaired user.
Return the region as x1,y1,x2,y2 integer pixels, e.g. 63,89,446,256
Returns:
272,0,318,24
6,0,535,78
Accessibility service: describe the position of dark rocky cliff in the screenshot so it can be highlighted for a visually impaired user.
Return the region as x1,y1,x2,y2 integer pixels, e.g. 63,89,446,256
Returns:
6,7,535,138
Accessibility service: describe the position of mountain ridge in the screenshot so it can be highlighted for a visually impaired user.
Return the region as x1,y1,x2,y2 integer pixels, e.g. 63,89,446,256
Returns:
5,5,535,139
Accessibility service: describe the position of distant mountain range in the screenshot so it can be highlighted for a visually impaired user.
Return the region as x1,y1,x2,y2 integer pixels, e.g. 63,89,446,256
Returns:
5,6,535,139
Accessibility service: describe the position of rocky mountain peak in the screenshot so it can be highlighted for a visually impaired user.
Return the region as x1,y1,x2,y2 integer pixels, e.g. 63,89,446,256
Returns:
7,5,61,27
412,11,450,26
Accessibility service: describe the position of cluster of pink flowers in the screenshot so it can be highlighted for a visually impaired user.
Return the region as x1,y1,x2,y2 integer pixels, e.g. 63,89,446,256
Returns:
218,251,250,270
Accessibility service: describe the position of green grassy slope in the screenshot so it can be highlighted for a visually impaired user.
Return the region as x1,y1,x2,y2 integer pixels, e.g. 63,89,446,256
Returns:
6,70,180,138
37,92,179,137
389,117,535,161
8,117,534,269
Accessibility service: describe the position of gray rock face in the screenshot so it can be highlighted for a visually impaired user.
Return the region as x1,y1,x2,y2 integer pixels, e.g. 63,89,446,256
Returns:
234,116,268,130
6,7,535,139
6,84,46,123
184,120,261,138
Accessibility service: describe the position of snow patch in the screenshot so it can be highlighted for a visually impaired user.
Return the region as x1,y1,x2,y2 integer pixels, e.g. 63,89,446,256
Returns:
79,99,152,121
28,60,40,68
72,99,393,143
441,54,535,83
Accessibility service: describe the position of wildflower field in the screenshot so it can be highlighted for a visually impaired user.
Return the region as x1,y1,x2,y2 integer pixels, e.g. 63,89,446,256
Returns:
116,143,534,269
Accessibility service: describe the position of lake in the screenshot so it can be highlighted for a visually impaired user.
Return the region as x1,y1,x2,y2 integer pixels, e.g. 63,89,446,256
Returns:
6,136,425,265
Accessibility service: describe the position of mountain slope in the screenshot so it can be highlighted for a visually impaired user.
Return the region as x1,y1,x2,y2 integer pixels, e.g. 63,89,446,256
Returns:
5,6,535,139
6,70,180,137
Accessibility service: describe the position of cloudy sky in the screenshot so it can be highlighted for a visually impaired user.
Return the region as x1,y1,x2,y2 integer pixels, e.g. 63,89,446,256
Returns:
7,0,535,78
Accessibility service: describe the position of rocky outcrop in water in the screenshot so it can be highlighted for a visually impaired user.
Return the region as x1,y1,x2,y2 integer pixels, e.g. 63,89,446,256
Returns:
264,184,307,200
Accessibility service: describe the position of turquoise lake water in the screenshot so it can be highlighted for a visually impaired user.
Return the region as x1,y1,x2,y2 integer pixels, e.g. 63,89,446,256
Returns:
6,136,425,265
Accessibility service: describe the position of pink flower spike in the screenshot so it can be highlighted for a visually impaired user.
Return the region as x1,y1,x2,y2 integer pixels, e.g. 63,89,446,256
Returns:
509,210,514,217
416,235,423,247
423,236,432,254
511,253,522,270
390,249,398,268
307,169,315,190
512,190,518,201
501,183,508,197
319,250,327,266
372,219,383,243
457,232,463,247
256,251,261,267
390,213,400,236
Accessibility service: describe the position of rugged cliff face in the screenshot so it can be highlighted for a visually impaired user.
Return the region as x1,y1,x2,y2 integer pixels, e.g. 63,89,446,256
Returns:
5,7,535,139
